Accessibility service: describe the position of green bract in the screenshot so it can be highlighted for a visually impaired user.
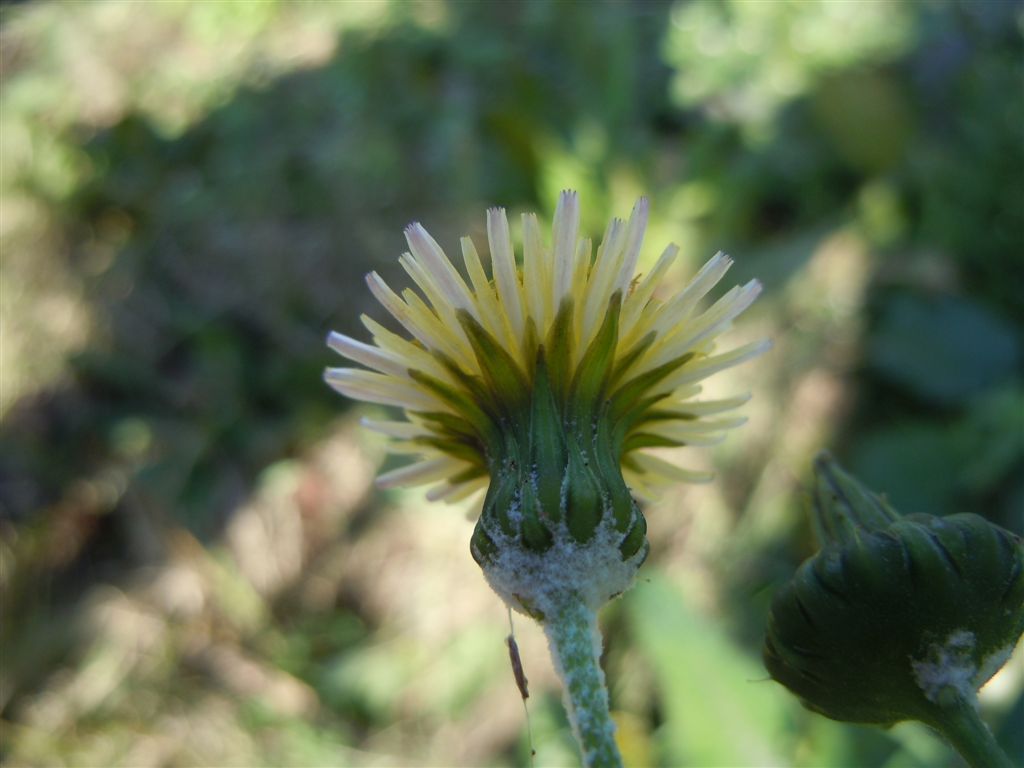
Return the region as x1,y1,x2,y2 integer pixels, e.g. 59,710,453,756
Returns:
468,294,656,567
465,295,662,617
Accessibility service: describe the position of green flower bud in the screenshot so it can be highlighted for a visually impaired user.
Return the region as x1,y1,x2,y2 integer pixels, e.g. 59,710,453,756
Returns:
764,454,1024,729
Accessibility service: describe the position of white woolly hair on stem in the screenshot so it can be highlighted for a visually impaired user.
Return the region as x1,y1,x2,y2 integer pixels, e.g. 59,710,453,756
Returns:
542,593,622,768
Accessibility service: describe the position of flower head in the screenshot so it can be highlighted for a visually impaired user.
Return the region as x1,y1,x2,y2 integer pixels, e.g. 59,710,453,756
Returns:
326,191,766,614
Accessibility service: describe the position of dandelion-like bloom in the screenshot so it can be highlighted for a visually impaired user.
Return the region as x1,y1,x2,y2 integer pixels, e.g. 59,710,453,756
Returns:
327,192,766,767
326,191,766,617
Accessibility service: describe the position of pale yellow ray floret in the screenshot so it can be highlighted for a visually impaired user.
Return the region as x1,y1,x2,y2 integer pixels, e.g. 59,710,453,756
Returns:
326,190,768,505
486,207,525,343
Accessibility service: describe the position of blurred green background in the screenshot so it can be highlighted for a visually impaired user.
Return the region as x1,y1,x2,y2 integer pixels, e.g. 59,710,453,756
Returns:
1,1,1022,766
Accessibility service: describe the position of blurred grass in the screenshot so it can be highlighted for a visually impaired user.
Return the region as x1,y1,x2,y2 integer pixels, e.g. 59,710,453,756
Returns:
1,1,1022,766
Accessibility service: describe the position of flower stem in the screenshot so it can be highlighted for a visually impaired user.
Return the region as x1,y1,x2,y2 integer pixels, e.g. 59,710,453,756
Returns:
543,592,623,768
929,693,1015,768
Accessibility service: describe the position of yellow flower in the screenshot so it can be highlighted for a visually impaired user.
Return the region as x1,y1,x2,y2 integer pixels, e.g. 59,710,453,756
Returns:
327,191,765,502
326,191,766,614
326,192,767,766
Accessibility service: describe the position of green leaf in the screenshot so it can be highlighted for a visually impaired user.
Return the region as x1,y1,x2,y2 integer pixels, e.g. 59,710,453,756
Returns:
869,295,1020,405
626,574,794,767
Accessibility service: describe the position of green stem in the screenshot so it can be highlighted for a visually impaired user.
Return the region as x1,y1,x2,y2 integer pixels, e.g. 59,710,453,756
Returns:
542,592,622,768
929,693,1015,768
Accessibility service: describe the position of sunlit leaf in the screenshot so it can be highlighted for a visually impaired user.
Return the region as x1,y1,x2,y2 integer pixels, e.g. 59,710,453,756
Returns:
626,574,793,766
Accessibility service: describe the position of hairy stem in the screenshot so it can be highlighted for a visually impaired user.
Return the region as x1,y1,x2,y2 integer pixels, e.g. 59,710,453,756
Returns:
543,593,622,768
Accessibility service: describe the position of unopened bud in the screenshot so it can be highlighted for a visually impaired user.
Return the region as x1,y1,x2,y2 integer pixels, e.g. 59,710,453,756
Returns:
764,455,1024,728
